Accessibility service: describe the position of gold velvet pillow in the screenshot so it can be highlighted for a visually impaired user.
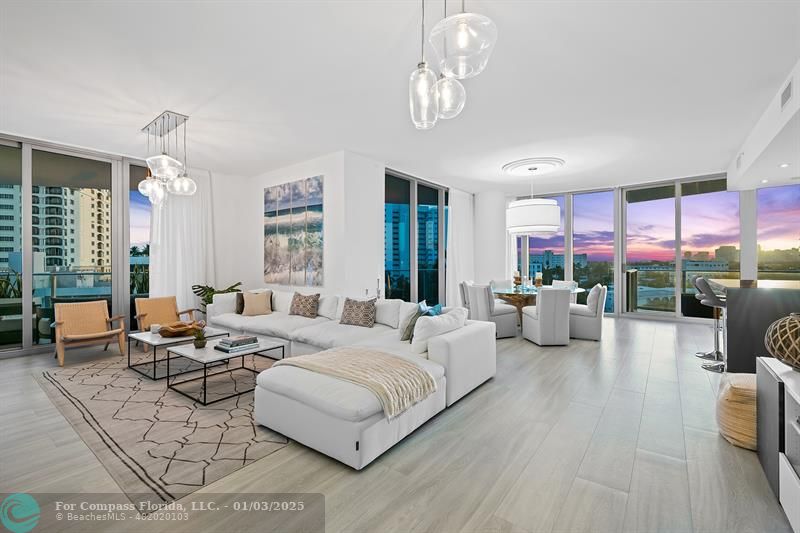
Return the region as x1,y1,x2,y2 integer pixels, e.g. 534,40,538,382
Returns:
241,291,272,316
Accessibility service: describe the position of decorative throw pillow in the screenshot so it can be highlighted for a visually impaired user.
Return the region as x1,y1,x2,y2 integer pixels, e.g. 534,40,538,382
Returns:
242,291,272,316
339,297,377,327
400,301,443,342
411,308,468,354
236,290,271,314
586,284,603,313
401,309,426,341
289,292,320,318
235,292,245,314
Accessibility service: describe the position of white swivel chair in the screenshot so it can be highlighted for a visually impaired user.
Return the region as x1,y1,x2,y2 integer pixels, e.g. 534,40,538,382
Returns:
466,284,518,338
569,284,607,341
522,288,571,346
551,280,578,303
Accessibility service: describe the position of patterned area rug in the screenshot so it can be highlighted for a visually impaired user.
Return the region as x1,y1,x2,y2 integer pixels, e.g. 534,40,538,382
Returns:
36,349,289,505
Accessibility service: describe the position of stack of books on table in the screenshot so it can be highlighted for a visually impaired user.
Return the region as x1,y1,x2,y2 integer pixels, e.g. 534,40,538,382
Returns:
214,335,259,353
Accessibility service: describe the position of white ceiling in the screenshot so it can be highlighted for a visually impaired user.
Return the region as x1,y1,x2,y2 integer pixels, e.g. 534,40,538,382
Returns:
1,1,799,194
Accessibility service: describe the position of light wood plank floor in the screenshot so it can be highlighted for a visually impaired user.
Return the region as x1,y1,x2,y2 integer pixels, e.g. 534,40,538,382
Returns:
0,317,791,532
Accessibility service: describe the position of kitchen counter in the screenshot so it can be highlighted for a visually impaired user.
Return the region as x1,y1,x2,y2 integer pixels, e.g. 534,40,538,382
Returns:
717,282,800,373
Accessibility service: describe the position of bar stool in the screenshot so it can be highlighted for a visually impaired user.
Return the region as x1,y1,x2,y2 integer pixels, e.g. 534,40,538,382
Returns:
695,277,726,373
693,276,719,360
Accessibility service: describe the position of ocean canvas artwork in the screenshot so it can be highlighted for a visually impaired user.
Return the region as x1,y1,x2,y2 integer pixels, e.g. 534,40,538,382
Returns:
264,175,324,286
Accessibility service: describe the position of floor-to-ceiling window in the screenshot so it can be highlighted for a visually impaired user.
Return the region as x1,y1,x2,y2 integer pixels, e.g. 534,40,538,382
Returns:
385,174,411,301
384,172,446,304
757,184,800,281
573,190,614,311
417,183,440,304
528,195,565,284
680,178,740,317
129,164,150,297
625,185,676,313
31,150,112,345
0,143,22,349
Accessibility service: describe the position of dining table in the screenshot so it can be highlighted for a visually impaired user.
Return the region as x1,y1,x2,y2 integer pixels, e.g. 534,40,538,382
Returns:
493,285,587,323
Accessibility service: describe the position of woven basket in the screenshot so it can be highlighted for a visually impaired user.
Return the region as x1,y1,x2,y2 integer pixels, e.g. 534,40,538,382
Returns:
717,373,757,450
765,313,800,371
158,321,206,338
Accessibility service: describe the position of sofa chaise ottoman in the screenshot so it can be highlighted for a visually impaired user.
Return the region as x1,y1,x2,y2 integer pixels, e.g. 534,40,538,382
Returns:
254,352,447,470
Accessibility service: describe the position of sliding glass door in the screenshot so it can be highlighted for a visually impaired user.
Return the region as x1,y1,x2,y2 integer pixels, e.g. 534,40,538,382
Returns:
679,179,740,317
31,149,113,345
0,143,23,349
625,185,676,314
757,184,800,281
384,175,411,301
0,134,147,357
384,172,447,305
573,190,614,312
417,183,441,305
129,163,151,329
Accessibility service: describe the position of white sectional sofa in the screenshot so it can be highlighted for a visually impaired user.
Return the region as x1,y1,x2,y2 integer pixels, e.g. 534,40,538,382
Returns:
206,289,497,469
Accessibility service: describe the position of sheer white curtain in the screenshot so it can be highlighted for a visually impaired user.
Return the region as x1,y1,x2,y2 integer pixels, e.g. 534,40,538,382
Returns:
445,188,475,306
149,170,216,310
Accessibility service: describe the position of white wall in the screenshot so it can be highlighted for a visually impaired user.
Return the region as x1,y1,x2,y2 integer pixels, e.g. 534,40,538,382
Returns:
211,151,385,296
727,57,800,190
473,190,508,283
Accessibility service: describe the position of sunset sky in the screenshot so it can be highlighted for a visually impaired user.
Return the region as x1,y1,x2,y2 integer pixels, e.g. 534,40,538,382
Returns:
130,191,151,248
525,184,800,264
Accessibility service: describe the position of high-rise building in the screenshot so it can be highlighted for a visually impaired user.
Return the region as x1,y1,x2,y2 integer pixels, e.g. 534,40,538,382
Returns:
715,245,740,263
384,203,410,271
0,185,111,271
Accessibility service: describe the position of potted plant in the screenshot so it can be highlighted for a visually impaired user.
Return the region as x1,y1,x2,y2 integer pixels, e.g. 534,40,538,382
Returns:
193,328,207,349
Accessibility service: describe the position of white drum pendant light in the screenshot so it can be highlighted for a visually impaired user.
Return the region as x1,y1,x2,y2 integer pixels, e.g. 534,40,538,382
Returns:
506,198,561,235
409,0,439,129
429,0,497,80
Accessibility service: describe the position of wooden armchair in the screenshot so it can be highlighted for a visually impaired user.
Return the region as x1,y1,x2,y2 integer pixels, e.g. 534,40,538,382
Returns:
54,300,126,367
134,296,198,332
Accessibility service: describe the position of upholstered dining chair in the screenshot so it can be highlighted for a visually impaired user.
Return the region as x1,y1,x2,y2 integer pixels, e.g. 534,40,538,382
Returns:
490,279,514,291
551,280,579,303
459,281,473,312
54,300,126,367
466,284,518,338
134,296,198,332
522,288,571,346
568,284,607,341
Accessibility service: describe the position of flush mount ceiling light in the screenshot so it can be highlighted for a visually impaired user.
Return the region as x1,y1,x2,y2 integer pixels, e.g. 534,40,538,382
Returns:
502,157,566,178
140,111,197,207
780,163,791,168
429,0,498,80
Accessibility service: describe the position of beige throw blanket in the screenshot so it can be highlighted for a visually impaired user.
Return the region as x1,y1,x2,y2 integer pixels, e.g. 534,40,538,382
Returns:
273,346,437,420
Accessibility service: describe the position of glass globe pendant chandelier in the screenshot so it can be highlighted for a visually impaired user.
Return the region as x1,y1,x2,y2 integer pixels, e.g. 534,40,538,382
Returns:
433,0,466,120
429,0,498,80
435,75,465,119
409,0,439,130
140,111,197,207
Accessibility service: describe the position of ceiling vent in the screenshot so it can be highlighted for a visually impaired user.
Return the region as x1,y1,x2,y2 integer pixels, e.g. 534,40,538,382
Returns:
781,79,793,109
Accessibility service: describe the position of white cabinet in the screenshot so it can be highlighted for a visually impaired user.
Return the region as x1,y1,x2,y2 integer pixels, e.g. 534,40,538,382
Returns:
780,453,800,533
